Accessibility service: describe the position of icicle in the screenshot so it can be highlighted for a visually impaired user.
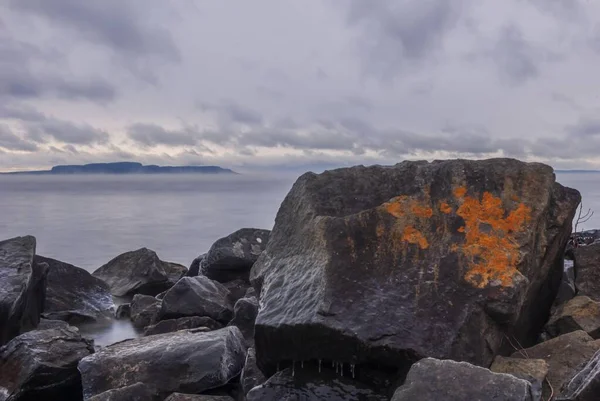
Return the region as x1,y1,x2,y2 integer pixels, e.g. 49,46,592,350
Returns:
341,362,344,377
332,361,335,368
318,359,322,373
301,360,304,369
335,362,339,374
292,360,295,377
351,364,355,379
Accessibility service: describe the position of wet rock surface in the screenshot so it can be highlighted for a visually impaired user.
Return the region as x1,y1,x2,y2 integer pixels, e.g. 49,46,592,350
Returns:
0,325,94,401
252,159,580,371
114,304,131,320
391,358,534,401
511,330,600,400
546,296,600,339
87,383,159,401
246,367,387,401
159,276,234,323
0,236,47,346
144,316,222,336
78,327,247,400
38,255,114,324
92,248,186,297
130,294,160,329
202,228,270,283
164,394,234,401
240,348,266,396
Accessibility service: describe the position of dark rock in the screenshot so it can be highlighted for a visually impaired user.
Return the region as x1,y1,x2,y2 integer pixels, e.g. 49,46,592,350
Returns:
186,254,205,277
246,367,387,401
144,316,222,336
164,395,234,401
240,348,266,396
37,255,114,324
159,276,234,323
0,236,48,345
78,327,247,400
227,296,258,346
251,159,580,371
202,228,270,283
391,358,533,401
0,325,94,401
490,356,548,401
557,349,600,401
555,259,576,306
222,279,250,304
36,318,71,330
574,243,600,302
114,304,131,320
88,383,159,401
512,330,600,400
546,296,600,339
244,287,257,299
92,248,186,297
130,294,160,329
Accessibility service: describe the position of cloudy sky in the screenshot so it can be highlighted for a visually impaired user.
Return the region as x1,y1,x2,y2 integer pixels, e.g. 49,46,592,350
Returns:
1,0,600,172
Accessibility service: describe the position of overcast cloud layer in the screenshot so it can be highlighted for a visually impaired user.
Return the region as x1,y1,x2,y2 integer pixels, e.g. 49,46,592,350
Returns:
2,0,600,172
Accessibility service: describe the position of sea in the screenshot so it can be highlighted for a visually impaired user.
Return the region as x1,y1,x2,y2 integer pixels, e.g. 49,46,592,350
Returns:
1,171,598,345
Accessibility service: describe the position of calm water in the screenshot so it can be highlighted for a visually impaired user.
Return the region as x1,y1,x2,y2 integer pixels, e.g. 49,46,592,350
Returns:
1,171,598,345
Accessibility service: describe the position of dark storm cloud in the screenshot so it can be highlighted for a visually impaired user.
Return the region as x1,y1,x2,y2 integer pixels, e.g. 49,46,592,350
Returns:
10,0,180,61
0,124,38,151
127,123,199,147
346,0,467,79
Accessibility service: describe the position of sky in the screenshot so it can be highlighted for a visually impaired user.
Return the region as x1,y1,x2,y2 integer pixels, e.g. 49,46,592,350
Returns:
2,0,600,172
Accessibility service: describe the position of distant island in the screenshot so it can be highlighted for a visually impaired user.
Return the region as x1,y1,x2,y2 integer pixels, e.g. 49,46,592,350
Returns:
1,162,237,175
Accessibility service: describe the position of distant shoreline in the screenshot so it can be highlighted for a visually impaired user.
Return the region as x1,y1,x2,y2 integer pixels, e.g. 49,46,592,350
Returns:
0,162,238,175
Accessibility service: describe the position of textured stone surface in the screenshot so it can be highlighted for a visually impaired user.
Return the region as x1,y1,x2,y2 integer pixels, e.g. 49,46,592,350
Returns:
391,358,533,401
202,228,270,283
246,367,387,401
78,327,247,400
38,255,113,324
114,304,131,320
574,243,600,302
186,254,205,277
164,394,234,401
222,279,250,304
240,348,266,396
159,276,234,323
0,325,94,401
88,383,158,401
130,294,160,329
144,316,222,336
557,349,600,401
0,236,47,345
491,356,548,400
252,159,580,370
92,248,186,297
228,296,258,346
546,296,600,339
512,330,600,400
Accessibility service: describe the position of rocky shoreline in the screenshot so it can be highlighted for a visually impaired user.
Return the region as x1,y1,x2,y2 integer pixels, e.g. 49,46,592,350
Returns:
2,158,600,400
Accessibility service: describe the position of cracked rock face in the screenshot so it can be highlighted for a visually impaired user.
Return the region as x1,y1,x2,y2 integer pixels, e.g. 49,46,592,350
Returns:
251,159,580,371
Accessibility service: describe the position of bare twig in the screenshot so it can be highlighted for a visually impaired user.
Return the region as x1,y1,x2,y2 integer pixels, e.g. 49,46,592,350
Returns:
545,377,554,401
504,335,528,359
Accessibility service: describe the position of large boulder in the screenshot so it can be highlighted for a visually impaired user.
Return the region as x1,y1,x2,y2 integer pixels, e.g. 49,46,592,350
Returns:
546,296,600,339
88,383,158,401
130,294,160,329
78,327,247,400
0,325,94,401
144,316,222,336
557,349,600,401
0,236,48,345
186,254,205,277
92,248,186,297
246,367,387,401
574,243,600,302
202,228,270,283
159,276,234,323
511,330,600,400
391,358,534,401
251,159,580,371
37,255,114,324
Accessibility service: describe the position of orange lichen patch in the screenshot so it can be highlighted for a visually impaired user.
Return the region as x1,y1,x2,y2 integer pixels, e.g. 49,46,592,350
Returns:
412,204,433,218
376,222,385,238
457,226,465,233
439,201,452,214
384,196,407,218
402,226,429,249
454,186,467,199
511,194,520,202
456,191,531,289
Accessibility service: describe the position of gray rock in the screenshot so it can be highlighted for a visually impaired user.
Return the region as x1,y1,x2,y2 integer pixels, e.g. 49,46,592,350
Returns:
88,383,159,401
38,255,114,324
92,248,186,297
240,348,266,396
0,236,48,345
114,304,131,320
557,349,600,400
144,316,222,336
227,296,258,346
391,358,534,401
554,259,576,306
186,254,205,277
78,327,247,400
222,279,250,304
202,228,270,283
0,325,94,401
36,318,71,330
546,296,600,339
159,276,234,323
164,395,234,401
251,159,580,371
246,367,387,401
512,330,600,400
491,356,549,401
575,243,600,302
130,294,160,329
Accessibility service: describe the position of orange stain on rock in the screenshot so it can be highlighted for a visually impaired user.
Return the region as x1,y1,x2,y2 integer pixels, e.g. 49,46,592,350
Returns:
402,226,429,249
384,196,407,218
454,186,467,198
412,204,433,218
439,201,452,214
